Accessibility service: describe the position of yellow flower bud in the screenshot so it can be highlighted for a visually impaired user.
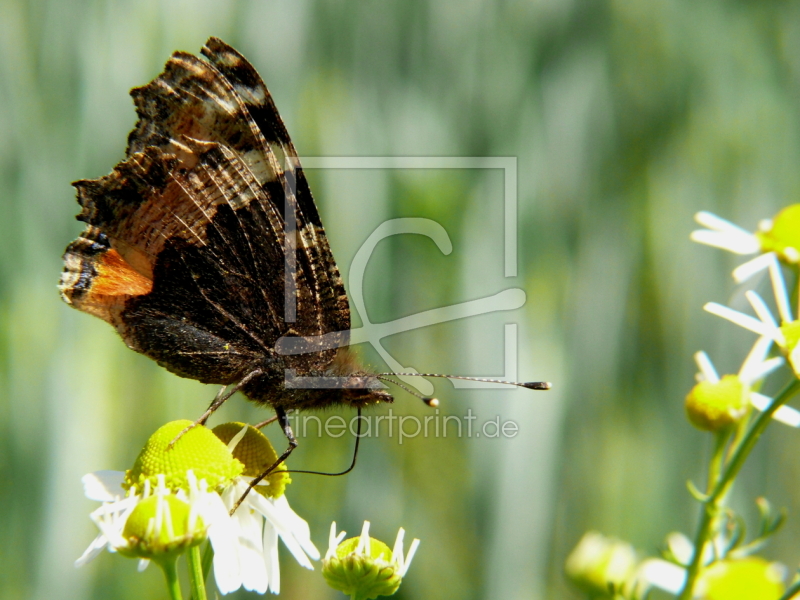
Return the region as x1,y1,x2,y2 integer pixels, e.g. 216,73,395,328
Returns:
685,375,747,432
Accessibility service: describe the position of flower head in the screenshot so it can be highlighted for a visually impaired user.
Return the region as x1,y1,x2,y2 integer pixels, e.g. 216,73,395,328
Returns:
695,558,786,600
322,521,419,600
704,257,800,377
76,420,319,596
687,339,799,430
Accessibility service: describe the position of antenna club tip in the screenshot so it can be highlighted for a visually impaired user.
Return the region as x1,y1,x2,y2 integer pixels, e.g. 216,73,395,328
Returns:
523,381,552,390
423,397,439,408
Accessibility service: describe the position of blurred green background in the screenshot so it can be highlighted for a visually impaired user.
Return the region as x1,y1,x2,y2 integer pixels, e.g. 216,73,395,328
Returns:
3,0,800,598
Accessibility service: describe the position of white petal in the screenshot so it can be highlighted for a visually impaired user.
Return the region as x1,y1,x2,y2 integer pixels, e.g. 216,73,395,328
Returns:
74,533,109,567
637,558,686,594
235,508,268,593
704,303,779,339
694,211,750,235
750,392,800,427
401,539,420,577
693,351,719,383
738,336,779,383
326,521,347,560
733,253,775,283
82,471,126,502
745,291,780,330
263,521,280,594
357,521,371,555
665,532,694,564
89,499,135,548
200,492,242,594
137,558,150,572
391,528,405,564
272,496,320,560
690,230,760,255
245,492,316,568
227,424,249,453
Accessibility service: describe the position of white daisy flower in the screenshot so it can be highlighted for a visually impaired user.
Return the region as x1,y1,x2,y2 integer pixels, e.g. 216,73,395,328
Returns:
75,470,239,576
76,420,320,596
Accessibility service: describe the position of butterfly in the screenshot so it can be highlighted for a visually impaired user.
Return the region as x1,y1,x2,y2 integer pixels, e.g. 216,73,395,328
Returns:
60,38,549,491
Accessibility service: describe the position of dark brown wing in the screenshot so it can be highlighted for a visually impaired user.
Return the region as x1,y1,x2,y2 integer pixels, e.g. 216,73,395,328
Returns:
60,39,349,385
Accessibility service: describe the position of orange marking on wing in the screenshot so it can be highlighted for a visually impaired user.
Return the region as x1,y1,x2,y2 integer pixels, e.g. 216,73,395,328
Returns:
92,249,153,296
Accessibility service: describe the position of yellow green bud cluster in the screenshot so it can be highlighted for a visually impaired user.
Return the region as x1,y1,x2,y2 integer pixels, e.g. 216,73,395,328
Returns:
323,535,401,600
124,420,244,493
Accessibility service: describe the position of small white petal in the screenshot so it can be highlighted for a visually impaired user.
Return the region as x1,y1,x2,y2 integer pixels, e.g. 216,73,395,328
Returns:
391,528,406,564
738,336,779,383
637,558,686,594
704,303,779,339
137,558,150,572
357,521,371,556
750,392,800,427
741,354,783,385
74,533,109,567
82,471,126,502
745,291,780,329
271,496,320,560
690,230,760,255
326,522,347,560
665,532,694,564
733,252,774,283
245,490,315,569
236,508,268,594
401,538,420,577
200,491,242,594
693,351,719,383
263,521,280,594
227,424,249,453
694,211,750,235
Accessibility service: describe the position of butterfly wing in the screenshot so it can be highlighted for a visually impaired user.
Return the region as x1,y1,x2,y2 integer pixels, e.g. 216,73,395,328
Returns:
60,39,349,386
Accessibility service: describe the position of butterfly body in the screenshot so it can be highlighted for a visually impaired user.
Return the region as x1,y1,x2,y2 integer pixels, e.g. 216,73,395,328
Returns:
59,38,392,413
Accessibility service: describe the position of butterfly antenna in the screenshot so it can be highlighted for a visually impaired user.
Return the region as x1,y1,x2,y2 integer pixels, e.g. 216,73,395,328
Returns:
283,407,363,477
376,375,440,407
378,372,552,391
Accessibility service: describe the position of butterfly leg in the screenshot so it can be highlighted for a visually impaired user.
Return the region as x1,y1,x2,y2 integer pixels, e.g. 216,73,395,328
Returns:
230,406,297,515
169,369,264,447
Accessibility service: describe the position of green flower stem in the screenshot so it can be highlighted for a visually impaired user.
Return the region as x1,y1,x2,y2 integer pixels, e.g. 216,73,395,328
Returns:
160,557,184,600
187,545,208,600
200,542,214,583
678,378,800,600
707,429,728,493
779,578,800,600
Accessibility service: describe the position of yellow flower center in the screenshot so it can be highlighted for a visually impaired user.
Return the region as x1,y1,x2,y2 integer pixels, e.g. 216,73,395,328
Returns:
125,420,243,493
